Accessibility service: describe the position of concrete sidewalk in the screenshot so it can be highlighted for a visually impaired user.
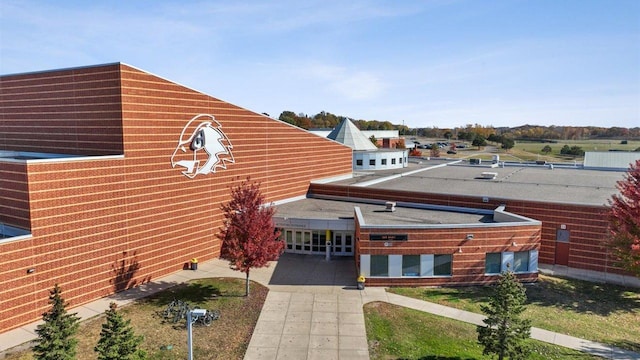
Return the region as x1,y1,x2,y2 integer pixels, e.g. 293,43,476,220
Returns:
1,254,638,360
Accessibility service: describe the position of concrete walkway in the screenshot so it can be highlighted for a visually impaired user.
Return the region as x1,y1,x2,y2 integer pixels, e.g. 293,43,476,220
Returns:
1,254,638,360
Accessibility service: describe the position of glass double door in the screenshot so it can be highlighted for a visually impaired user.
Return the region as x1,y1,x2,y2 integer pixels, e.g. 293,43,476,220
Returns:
283,229,354,256
332,231,353,256
284,230,325,254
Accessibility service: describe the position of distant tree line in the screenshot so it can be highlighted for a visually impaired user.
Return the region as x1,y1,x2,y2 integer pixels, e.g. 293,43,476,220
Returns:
276,111,640,140
277,111,403,132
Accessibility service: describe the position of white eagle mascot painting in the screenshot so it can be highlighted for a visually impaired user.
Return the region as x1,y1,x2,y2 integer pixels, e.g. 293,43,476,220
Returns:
171,114,235,178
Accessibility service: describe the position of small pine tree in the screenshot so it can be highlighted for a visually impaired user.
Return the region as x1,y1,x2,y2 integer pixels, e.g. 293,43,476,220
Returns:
95,302,146,360
34,284,80,360
430,144,440,158
477,270,531,360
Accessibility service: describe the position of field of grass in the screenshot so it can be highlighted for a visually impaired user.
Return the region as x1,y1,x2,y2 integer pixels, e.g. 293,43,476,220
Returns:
515,139,640,154
365,302,602,360
413,138,640,162
388,274,640,352
2,278,267,360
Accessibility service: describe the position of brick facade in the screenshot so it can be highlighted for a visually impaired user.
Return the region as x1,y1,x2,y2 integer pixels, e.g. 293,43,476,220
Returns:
0,63,353,333
309,183,623,276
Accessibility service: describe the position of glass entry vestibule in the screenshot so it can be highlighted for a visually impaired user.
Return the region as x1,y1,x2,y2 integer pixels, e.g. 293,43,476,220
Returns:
282,229,354,256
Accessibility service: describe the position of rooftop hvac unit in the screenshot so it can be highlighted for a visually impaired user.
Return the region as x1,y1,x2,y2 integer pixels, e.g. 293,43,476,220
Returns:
385,201,397,212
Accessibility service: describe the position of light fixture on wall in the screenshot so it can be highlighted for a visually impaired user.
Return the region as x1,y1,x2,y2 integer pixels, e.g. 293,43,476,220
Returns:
466,234,474,240
458,247,463,253
26,268,35,274
512,241,518,246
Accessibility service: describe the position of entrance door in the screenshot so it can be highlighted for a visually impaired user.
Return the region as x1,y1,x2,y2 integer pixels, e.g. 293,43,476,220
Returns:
555,229,570,266
333,232,354,256
555,242,569,265
291,230,312,254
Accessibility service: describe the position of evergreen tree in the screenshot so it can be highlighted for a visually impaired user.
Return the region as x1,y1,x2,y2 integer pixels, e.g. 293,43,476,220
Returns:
477,270,531,360
95,303,146,360
34,284,80,360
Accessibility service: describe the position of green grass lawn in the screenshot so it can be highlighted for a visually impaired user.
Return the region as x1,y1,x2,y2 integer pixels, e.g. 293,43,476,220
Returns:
388,274,640,352
2,278,267,360
512,139,640,162
441,139,640,162
365,302,602,360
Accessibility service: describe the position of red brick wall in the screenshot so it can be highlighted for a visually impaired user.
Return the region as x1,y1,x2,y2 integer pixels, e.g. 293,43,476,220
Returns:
311,183,621,276
0,162,30,229
0,64,352,333
0,64,124,155
357,215,540,286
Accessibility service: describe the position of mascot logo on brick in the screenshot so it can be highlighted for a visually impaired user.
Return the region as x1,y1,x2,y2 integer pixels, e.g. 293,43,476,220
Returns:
171,114,234,178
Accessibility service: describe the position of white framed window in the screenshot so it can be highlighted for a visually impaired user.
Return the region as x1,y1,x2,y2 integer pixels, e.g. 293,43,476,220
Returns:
485,253,502,274
370,255,388,276
361,254,453,278
433,254,452,276
486,250,538,274
402,255,420,276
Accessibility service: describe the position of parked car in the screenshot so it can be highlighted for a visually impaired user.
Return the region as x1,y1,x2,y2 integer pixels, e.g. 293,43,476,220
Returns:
447,150,457,154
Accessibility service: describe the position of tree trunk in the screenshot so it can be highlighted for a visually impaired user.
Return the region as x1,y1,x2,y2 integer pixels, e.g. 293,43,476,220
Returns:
245,271,250,297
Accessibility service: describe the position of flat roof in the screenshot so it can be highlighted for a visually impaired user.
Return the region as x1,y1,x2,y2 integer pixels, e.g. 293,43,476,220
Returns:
0,151,124,164
328,160,624,206
275,198,493,226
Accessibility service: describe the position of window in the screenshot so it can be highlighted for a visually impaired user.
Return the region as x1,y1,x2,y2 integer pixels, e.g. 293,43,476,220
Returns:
402,255,420,276
369,159,375,166
370,255,388,276
556,229,570,242
433,254,452,276
514,251,530,272
381,159,387,165
391,158,396,165
485,252,501,274
399,157,403,164
356,159,363,166
485,251,532,274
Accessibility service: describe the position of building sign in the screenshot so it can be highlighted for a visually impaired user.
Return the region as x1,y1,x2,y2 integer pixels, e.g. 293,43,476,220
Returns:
370,234,408,241
171,114,234,178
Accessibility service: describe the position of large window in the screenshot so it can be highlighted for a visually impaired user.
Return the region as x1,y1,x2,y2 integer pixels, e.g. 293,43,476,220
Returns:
486,251,532,274
433,254,452,276
485,252,502,274
356,159,363,166
370,255,389,276
369,159,376,166
381,158,387,165
402,255,420,276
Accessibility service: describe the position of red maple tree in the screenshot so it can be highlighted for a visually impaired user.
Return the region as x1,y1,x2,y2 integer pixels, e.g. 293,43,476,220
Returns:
218,178,284,296
607,159,640,277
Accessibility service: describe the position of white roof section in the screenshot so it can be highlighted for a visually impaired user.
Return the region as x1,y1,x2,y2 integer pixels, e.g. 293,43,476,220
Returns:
361,130,399,139
584,152,640,170
327,119,378,150
309,130,332,138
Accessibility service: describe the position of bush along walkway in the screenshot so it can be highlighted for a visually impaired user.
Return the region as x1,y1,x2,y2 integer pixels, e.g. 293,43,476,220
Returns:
359,288,640,360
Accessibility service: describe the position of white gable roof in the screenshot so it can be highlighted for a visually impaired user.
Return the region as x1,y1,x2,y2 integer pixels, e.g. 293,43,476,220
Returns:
327,119,378,151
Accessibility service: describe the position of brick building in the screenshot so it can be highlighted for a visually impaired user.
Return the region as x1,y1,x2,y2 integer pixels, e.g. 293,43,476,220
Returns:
0,63,633,335
0,63,352,334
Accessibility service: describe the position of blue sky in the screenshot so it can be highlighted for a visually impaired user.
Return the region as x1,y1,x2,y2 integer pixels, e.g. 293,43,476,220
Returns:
1,0,639,129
